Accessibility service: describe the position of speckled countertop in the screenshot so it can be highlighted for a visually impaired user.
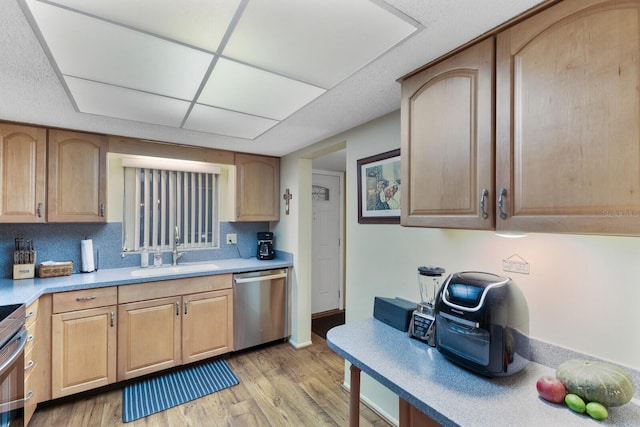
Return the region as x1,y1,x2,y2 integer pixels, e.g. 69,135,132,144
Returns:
327,319,640,427
0,257,292,305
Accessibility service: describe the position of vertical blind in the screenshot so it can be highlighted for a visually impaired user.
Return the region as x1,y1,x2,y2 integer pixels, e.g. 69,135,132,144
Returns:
122,157,220,252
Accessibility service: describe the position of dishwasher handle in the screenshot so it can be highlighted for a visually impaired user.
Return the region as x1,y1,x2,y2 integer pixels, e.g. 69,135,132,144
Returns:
234,272,287,284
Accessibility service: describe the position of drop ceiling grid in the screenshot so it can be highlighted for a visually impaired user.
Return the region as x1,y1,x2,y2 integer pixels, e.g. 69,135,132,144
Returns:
21,0,419,140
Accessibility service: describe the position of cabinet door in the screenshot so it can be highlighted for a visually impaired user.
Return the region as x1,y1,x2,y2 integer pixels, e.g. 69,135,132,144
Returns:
117,297,181,381
401,37,495,229
48,129,107,222
51,306,116,398
182,290,233,364
496,0,640,234
0,123,46,223
235,153,280,221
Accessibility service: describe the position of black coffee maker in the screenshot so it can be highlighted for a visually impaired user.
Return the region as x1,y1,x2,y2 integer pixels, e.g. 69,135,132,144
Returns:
256,232,275,260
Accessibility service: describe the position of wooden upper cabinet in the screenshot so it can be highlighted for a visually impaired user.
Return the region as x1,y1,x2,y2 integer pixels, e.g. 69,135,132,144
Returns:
496,0,640,235
401,37,495,229
235,153,280,221
48,129,107,222
0,123,46,223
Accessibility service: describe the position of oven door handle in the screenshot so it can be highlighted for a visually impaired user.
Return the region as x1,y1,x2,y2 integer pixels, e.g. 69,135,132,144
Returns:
0,328,27,376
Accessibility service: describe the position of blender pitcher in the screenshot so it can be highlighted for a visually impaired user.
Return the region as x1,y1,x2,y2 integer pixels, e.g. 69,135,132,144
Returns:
408,266,445,346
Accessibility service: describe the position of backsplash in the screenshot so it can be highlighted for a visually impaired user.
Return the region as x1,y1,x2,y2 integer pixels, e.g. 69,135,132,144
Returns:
0,221,269,278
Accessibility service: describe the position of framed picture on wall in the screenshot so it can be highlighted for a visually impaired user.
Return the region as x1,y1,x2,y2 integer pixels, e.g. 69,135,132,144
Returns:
357,149,401,224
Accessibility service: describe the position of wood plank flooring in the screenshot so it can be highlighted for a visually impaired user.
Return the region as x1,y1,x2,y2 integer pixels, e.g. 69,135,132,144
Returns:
28,333,392,427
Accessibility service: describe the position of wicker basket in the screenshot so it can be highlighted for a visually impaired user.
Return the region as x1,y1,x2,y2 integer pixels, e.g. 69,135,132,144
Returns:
38,261,73,278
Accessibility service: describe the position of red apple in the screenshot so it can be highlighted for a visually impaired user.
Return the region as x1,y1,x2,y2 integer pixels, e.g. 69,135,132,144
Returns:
536,375,567,403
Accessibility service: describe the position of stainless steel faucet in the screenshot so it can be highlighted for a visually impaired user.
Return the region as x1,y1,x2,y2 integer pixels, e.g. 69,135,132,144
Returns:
172,226,185,265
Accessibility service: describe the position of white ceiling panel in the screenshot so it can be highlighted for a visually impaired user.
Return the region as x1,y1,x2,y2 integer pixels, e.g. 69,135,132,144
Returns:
198,58,326,120
7,0,546,153
224,0,418,88
25,0,213,100
46,0,241,52
65,77,191,128
184,104,279,140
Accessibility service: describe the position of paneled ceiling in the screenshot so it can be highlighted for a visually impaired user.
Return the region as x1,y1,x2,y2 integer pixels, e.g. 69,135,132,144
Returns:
2,0,545,156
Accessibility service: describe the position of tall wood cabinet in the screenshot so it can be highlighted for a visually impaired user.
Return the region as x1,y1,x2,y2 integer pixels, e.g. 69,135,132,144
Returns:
50,288,117,398
117,275,233,381
495,0,640,235
48,129,107,222
0,123,46,223
235,153,280,221
401,38,495,229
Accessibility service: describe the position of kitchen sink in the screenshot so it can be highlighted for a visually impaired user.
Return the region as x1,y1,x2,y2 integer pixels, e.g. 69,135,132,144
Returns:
130,262,220,277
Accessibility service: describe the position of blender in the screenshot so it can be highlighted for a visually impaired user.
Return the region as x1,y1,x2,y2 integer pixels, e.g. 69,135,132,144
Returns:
408,266,445,346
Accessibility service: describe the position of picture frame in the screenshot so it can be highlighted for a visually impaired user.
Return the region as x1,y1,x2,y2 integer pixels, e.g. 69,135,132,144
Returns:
357,148,401,224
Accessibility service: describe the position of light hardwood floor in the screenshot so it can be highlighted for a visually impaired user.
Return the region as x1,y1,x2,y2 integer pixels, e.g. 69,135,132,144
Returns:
29,333,393,426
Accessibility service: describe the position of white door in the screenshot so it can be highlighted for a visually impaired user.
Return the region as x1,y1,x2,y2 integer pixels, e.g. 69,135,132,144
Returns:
312,172,343,314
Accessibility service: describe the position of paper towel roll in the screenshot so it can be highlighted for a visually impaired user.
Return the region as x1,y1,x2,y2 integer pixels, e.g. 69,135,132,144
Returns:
81,239,95,272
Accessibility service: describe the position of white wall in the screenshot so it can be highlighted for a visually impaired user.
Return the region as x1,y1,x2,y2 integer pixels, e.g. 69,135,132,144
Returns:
283,110,640,424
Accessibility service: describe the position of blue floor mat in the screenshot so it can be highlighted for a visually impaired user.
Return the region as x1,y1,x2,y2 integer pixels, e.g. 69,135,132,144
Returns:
122,359,239,422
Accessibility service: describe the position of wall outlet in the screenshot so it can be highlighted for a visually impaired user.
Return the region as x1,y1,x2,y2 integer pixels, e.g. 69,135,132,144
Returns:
226,233,237,244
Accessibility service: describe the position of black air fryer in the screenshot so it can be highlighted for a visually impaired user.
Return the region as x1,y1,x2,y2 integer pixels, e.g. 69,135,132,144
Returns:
256,232,275,260
434,271,530,377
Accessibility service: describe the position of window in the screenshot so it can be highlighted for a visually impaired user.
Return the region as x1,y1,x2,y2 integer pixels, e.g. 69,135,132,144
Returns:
122,156,220,252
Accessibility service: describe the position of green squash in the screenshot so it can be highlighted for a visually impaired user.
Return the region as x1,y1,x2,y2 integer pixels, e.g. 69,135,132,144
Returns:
556,359,635,407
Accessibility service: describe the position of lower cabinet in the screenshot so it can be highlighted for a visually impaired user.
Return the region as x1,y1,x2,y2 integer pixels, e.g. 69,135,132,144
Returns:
182,290,233,364
50,288,117,399
117,296,182,380
117,275,233,381
23,299,40,426
45,275,233,402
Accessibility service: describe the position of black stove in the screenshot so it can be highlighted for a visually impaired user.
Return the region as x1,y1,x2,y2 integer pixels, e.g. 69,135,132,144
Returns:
0,304,25,349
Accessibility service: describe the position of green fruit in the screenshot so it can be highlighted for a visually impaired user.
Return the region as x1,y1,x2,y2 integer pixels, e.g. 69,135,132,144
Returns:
565,393,586,413
556,359,635,407
586,402,608,421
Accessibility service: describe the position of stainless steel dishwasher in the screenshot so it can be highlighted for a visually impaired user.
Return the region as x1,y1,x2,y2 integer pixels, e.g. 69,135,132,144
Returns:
233,268,289,351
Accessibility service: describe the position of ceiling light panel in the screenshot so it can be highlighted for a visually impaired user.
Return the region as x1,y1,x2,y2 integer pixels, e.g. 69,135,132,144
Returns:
224,0,418,88
25,0,213,100
199,58,326,120
184,104,279,140
45,0,241,52
64,77,191,128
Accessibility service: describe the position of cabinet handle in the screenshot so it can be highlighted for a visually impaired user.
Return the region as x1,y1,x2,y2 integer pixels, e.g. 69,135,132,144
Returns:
176,301,180,316
27,334,34,343
110,312,115,327
76,296,96,301
25,310,35,319
100,203,105,217
25,390,34,401
480,189,489,219
498,188,508,220
24,360,34,371
37,202,43,218
184,301,188,315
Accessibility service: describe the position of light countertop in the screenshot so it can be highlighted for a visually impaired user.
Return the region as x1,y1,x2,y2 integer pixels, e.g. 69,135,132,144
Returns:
327,318,640,427
0,257,292,305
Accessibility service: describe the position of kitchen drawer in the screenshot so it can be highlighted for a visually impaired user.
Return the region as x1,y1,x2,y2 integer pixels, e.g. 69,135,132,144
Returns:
53,287,117,313
119,274,232,304
24,386,37,425
25,298,39,327
24,343,38,383
24,362,38,424
25,319,37,353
